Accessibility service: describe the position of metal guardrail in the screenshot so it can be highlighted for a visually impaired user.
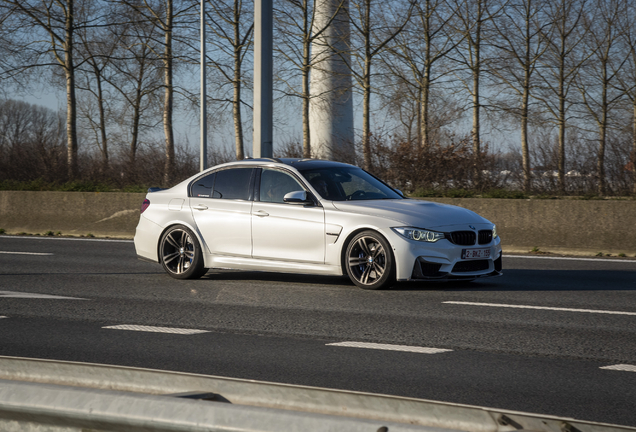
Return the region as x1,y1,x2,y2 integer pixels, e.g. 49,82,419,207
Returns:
0,356,633,432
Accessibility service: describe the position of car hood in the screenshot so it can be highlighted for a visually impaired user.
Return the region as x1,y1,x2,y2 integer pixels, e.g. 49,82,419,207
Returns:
331,199,492,229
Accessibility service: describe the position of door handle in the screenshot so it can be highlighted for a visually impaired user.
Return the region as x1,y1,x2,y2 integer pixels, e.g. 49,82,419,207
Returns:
254,210,269,217
193,204,208,211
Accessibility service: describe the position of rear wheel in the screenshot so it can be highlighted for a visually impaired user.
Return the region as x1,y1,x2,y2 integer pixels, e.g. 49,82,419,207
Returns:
345,231,395,290
160,225,207,279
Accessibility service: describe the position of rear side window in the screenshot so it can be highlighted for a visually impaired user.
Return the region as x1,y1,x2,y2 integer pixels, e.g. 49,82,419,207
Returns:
213,168,253,200
191,173,215,198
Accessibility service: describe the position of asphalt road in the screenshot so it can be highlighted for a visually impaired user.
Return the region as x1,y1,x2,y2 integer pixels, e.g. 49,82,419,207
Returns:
1,236,635,426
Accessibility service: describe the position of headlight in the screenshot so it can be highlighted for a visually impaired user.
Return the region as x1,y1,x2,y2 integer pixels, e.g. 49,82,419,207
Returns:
392,227,445,243
492,225,497,238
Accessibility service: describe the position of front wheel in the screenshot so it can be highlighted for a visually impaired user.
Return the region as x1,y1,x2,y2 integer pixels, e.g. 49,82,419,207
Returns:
345,231,396,290
159,225,207,279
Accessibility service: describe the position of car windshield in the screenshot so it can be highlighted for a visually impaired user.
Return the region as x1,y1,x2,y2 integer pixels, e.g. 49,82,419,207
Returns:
298,166,403,201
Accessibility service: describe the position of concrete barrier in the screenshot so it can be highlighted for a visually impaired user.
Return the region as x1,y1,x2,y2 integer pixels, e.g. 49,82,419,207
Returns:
421,197,636,256
0,191,634,255
0,191,145,238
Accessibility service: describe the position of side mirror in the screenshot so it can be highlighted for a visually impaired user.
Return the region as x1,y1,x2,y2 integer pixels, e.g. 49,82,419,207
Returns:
283,190,312,205
394,188,405,197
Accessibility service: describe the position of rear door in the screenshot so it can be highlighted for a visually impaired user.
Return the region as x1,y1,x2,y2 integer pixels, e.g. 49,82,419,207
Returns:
190,168,254,257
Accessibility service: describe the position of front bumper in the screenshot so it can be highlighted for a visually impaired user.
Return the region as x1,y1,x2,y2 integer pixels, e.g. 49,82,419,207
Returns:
410,254,503,280
388,227,503,281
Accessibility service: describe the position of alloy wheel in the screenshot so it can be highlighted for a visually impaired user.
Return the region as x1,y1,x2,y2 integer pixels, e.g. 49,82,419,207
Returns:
161,229,195,275
347,235,387,286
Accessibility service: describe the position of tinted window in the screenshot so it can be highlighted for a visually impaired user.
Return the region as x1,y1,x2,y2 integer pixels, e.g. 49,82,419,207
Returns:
191,173,215,198
299,166,402,201
213,168,253,200
260,169,305,203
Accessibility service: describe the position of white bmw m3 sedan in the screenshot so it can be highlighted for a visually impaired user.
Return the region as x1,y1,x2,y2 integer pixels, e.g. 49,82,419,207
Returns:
134,158,502,289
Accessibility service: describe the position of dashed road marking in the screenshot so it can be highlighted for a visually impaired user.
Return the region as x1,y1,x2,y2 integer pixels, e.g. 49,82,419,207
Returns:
505,255,636,264
0,291,87,300
0,251,53,256
0,236,132,243
0,316,7,319
444,301,636,316
327,341,452,354
103,324,210,335
600,364,636,373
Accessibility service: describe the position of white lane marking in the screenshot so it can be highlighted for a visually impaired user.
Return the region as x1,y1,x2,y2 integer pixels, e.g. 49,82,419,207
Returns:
505,255,636,264
103,324,210,335
327,341,452,354
0,236,132,243
0,251,53,256
444,301,636,316
600,364,636,372
0,291,88,300
0,316,7,319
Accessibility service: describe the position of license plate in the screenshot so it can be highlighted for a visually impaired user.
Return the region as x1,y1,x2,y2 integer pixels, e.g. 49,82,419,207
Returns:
462,248,490,259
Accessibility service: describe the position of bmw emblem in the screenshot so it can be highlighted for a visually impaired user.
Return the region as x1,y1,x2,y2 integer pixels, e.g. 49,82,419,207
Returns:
469,225,476,230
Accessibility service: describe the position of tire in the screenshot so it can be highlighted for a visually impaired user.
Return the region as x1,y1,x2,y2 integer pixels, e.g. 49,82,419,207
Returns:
345,230,396,290
159,225,207,279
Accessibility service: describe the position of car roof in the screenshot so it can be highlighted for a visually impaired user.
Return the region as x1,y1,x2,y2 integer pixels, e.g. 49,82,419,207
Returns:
245,158,355,170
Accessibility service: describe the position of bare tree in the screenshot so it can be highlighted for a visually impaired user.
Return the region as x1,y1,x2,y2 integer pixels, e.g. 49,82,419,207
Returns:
205,0,253,160
105,7,163,167
576,0,629,195
384,0,461,151
491,0,549,192
119,0,196,186
615,1,636,194
347,0,413,170
75,5,122,172
0,0,94,179
449,0,503,188
534,0,590,192
0,99,66,181
275,0,346,157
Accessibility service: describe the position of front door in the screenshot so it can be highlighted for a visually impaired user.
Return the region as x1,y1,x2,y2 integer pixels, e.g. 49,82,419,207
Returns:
252,169,325,263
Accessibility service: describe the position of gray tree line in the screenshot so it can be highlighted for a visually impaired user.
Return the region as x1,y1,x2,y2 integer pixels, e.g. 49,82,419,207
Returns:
0,0,635,195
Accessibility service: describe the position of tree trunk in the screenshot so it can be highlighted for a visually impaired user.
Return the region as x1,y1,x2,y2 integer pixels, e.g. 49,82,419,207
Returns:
633,99,636,195
362,0,371,171
471,1,482,189
420,67,430,151
95,67,109,172
362,71,371,171
163,0,175,186
597,72,608,196
521,88,530,193
233,0,244,160
302,38,311,158
557,58,566,193
65,0,78,180
521,6,531,194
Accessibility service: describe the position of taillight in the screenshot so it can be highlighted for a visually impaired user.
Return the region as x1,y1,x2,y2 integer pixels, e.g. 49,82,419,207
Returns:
140,199,150,214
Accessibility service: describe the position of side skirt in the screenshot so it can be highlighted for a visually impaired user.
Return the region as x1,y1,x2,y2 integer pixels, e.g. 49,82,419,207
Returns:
204,254,343,276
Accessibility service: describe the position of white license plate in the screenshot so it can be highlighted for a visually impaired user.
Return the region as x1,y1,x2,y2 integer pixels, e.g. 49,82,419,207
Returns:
462,248,490,259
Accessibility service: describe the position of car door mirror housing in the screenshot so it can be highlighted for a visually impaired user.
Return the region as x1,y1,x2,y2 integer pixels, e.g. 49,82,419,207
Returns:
283,190,312,205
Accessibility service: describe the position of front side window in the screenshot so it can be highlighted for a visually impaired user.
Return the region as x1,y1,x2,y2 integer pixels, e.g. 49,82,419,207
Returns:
213,168,253,200
259,169,305,203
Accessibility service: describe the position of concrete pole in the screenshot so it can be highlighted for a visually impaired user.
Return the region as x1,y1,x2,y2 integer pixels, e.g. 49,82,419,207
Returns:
253,0,273,158
200,0,207,171
309,0,354,161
